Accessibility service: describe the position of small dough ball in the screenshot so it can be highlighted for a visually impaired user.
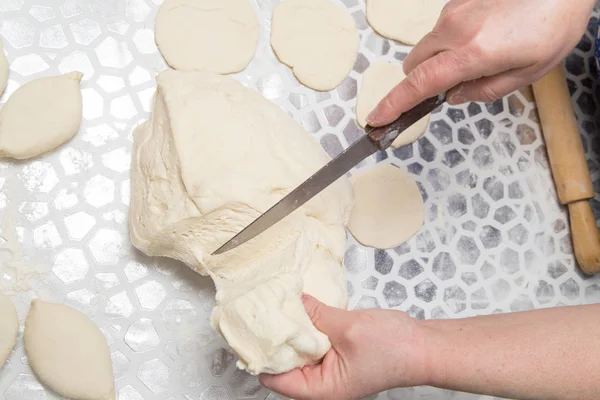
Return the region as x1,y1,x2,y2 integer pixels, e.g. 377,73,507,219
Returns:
356,62,429,148
24,300,114,400
0,292,18,366
0,72,83,160
155,0,259,74
0,40,8,98
271,0,359,91
366,0,445,45
348,164,424,249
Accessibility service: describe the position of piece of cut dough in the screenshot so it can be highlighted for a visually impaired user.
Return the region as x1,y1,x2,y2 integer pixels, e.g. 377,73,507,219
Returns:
366,0,445,45
356,62,430,148
24,300,114,400
348,164,424,249
155,0,259,74
129,69,353,374
0,292,18,366
0,72,83,160
271,0,359,91
0,40,8,98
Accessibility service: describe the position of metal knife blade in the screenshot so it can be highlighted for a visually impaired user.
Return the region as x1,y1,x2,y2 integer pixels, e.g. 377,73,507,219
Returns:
212,93,446,255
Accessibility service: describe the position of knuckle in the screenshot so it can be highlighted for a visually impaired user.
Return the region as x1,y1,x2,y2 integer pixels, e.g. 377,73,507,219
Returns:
478,84,502,103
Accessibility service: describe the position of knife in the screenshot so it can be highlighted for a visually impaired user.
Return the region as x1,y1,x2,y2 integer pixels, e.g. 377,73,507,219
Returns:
213,92,446,255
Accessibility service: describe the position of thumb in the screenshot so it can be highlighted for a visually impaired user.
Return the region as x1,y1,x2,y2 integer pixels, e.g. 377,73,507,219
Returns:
302,294,350,342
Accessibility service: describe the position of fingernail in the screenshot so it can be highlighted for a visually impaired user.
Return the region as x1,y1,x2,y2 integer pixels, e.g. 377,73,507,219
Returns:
366,111,380,125
448,93,467,105
258,374,272,389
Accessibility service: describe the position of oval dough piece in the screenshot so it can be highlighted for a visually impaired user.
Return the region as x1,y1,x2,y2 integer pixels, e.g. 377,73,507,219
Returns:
0,40,8,98
271,0,359,91
155,0,259,74
348,164,424,249
24,300,114,400
0,292,18,366
356,62,430,148
366,0,445,45
0,72,83,160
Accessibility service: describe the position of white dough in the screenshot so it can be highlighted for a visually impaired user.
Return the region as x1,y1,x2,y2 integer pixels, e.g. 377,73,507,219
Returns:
24,300,114,400
348,164,424,249
0,40,8,98
129,70,353,374
366,0,445,45
356,62,430,149
0,292,18,366
0,72,83,160
271,0,359,91
155,0,259,74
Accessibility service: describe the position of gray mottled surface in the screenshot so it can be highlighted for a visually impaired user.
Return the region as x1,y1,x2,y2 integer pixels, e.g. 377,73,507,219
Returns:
0,1,599,400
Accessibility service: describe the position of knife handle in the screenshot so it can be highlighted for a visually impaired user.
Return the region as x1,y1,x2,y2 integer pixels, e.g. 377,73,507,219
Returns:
366,93,446,150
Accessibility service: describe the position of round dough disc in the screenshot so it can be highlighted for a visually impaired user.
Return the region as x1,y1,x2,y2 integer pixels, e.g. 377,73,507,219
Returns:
366,0,445,45
271,0,359,91
348,164,424,249
0,40,8,98
0,72,83,160
0,292,18,366
24,300,114,400
356,61,430,148
155,0,259,74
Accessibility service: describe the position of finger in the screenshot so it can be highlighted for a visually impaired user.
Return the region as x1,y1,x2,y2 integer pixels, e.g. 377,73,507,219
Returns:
302,294,351,342
446,67,538,105
259,368,311,399
403,30,447,75
367,49,480,126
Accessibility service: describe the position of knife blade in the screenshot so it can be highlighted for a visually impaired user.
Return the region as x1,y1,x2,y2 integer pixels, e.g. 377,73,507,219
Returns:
212,92,446,255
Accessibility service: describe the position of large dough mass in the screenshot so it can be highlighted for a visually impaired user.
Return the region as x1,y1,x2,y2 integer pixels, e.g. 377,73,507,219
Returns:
0,292,18,366
0,40,8,98
271,0,359,91
356,62,429,149
348,164,424,249
366,0,445,45
129,69,353,374
0,72,83,160
155,0,259,74
24,300,114,400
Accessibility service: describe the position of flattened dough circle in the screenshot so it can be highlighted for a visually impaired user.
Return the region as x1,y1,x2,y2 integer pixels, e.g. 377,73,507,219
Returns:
356,62,429,148
366,0,445,45
271,0,359,91
0,72,83,160
155,0,259,74
0,292,18,366
0,40,8,98
24,300,114,400
348,164,424,249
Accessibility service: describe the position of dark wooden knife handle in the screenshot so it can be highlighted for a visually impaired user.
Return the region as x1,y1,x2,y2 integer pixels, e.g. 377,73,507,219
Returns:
366,93,446,150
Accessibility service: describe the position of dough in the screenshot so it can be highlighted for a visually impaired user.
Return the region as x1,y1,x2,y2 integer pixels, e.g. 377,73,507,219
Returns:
366,0,445,45
155,0,259,74
129,70,353,375
0,40,8,98
0,292,18,366
348,164,424,249
356,62,430,148
24,300,114,400
0,72,83,160
271,0,359,91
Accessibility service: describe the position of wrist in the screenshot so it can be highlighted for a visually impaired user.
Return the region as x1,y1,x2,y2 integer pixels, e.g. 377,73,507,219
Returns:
415,319,449,388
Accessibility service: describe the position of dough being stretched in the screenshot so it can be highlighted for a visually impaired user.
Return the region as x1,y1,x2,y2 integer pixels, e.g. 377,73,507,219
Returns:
155,0,259,74
366,0,445,45
0,40,8,98
129,70,353,374
0,72,83,160
271,0,359,91
24,300,114,400
0,292,18,366
348,164,424,249
356,62,430,148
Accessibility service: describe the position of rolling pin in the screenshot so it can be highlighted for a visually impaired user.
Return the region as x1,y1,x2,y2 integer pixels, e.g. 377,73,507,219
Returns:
532,65,600,275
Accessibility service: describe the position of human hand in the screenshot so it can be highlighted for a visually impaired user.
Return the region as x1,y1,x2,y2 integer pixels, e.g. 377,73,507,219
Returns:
367,0,596,126
259,295,431,400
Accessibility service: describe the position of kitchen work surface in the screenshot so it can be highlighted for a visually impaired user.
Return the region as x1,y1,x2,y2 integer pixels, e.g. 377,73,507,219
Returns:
1,1,600,400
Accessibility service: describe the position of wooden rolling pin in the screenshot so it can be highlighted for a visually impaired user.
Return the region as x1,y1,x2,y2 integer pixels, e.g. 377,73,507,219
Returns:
532,65,600,274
